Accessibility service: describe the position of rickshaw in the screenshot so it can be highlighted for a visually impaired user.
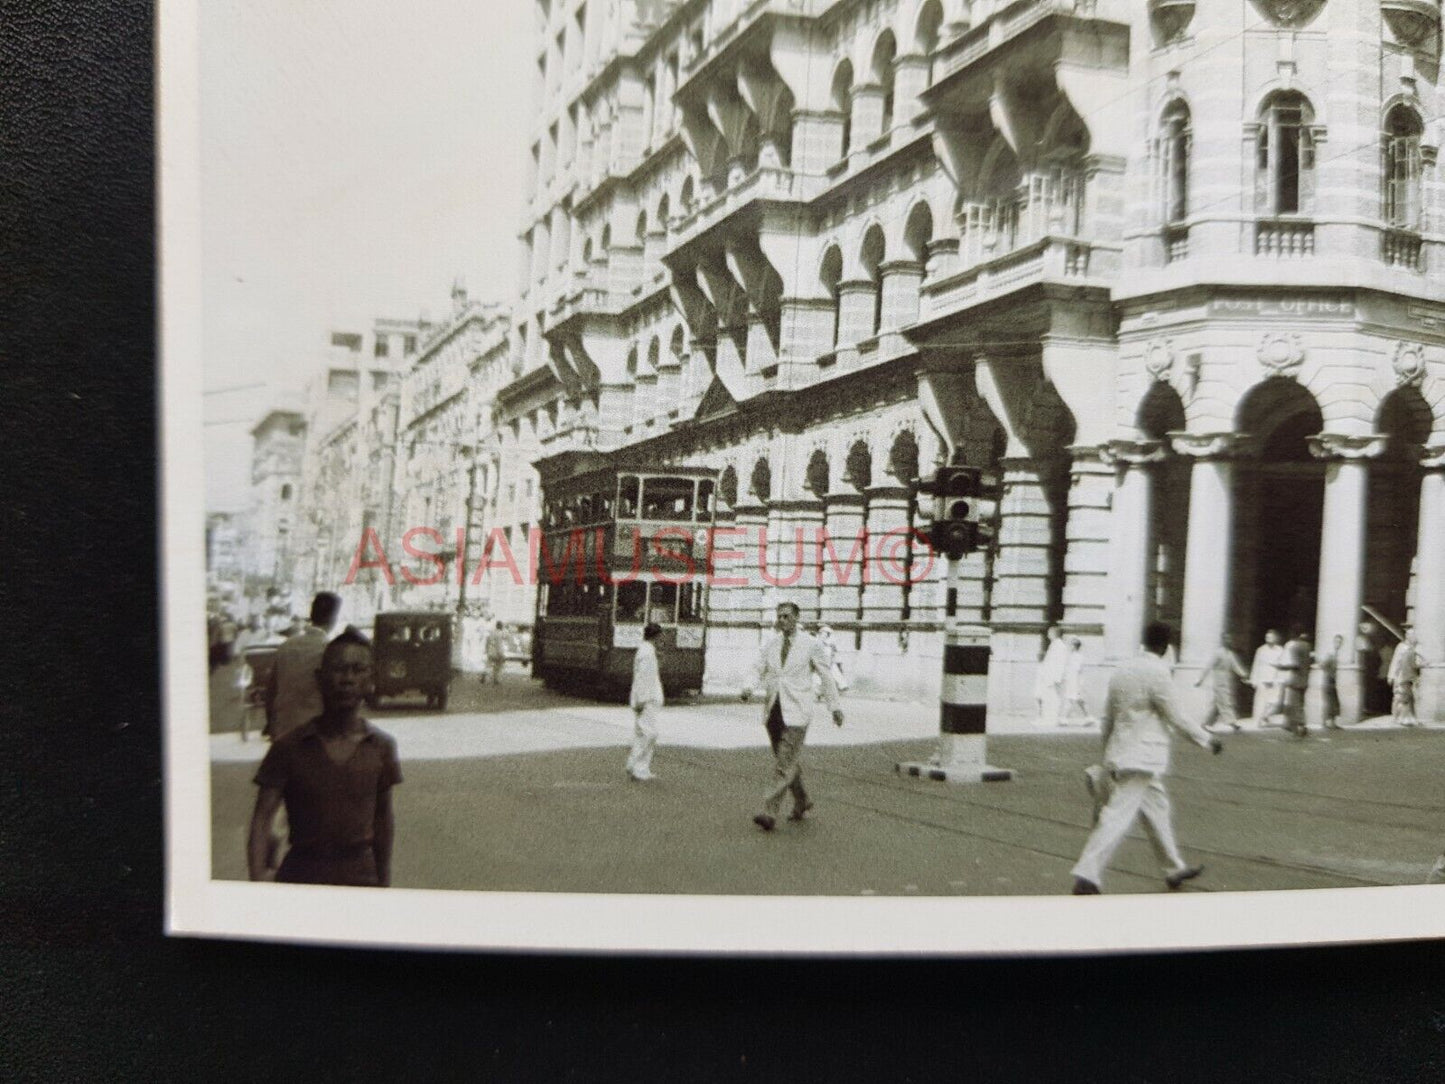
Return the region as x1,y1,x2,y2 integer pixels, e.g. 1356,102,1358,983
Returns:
239,643,278,742
369,611,454,710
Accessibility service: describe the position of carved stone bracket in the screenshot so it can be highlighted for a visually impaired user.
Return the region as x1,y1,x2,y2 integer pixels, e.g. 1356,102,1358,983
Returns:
1168,431,1258,460
1098,439,1167,468
1258,332,1305,378
1143,338,1175,382
1393,341,1427,387
1307,433,1388,461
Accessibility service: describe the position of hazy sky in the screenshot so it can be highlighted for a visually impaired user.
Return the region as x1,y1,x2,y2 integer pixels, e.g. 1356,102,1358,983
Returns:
200,0,532,511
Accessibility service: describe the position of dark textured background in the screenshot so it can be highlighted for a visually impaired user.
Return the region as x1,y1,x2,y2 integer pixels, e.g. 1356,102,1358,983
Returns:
2,1,1444,1079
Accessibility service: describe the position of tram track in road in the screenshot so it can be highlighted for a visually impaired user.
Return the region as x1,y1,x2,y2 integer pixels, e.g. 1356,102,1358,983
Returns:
658,745,1393,894
456,701,1404,892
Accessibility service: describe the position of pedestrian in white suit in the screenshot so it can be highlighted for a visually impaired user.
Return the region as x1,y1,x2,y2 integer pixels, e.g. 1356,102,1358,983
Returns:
1071,621,1223,895
625,623,665,781
742,602,843,830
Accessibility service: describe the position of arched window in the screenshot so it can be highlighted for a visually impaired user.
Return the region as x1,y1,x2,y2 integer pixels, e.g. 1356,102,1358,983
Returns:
582,237,593,264
916,1,944,87
872,32,897,135
860,225,886,336
680,176,695,212
831,60,854,158
819,245,843,349
635,209,648,243
1159,100,1191,225
669,324,685,363
600,223,611,253
1383,104,1425,230
656,194,670,231
626,344,639,379
904,201,933,282
1257,92,1315,215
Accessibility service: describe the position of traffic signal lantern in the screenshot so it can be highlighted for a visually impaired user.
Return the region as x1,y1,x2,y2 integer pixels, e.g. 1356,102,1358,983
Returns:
917,465,999,559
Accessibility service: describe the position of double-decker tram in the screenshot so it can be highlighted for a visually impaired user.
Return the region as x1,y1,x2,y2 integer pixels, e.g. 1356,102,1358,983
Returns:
532,457,717,698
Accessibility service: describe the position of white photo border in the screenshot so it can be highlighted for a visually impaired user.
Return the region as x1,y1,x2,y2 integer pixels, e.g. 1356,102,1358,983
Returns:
160,0,1445,955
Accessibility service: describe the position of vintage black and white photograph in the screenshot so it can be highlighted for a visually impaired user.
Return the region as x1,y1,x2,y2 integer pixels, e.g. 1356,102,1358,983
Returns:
163,0,1445,953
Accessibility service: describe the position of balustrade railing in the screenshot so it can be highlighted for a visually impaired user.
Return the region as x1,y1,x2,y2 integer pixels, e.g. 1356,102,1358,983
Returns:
1254,220,1315,258
1381,228,1424,271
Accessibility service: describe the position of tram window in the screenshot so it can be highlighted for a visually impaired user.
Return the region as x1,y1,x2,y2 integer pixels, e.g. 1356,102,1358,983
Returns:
537,583,549,615
596,581,612,610
594,491,612,520
648,581,678,624
641,476,694,519
577,494,593,523
696,479,714,520
616,580,647,622
618,475,640,519
677,581,704,623
546,583,566,616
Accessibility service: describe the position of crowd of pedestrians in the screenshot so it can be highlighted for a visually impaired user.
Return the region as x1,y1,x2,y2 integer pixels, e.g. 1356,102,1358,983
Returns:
220,586,1434,895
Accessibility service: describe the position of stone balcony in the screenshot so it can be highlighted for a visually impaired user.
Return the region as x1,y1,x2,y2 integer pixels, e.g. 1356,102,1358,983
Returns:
668,162,815,250
934,0,1104,82
920,235,1120,320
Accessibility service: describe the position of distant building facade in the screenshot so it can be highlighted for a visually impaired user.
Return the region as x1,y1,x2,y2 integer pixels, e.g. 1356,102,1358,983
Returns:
487,0,1445,721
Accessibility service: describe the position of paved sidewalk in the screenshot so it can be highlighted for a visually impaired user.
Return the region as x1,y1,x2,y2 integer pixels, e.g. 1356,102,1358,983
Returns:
209,692,945,763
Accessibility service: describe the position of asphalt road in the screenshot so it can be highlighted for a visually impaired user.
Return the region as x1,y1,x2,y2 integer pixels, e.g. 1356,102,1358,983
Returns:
207,662,1445,896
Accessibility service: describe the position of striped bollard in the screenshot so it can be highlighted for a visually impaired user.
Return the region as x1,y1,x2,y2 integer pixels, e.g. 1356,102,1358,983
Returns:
896,558,1013,783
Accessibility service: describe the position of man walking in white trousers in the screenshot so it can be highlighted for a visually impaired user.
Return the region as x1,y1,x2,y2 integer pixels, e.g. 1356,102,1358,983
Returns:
625,623,665,781
1071,622,1223,895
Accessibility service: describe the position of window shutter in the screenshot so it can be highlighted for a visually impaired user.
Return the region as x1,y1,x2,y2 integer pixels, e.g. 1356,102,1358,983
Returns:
1408,138,1423,229
1254,126,1270,212
1298,123,1316,212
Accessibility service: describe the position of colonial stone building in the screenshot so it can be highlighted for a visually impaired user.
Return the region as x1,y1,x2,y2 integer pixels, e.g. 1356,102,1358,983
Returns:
290,318,430,625
245,405,306,596
389,289,509,613
495,0,1445,722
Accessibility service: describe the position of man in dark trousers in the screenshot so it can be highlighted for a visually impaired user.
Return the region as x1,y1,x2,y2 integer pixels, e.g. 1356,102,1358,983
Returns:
1071,622,1222,895
264,591,341,741
247,627,402,887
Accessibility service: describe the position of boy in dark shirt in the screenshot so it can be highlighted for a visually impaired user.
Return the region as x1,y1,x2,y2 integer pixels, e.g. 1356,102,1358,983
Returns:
247,628,402,887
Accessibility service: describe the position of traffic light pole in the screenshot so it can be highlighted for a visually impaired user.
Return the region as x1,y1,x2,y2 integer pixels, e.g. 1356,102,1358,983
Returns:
895,553,1013,784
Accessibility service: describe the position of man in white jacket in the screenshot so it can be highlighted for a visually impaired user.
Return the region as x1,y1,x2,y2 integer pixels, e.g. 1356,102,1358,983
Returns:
625,623,665,781
743,602,843,830
1071,621,1223,895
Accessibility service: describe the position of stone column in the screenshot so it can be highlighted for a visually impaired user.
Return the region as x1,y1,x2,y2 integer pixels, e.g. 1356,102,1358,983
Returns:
789,109,844,174
1100,440,1165,661
1062,445,1116,639
860,485,912,624
878,259,922,331
893,55,930,123
731,502,769,629
820,491,866,627
1172,433,1249,684
706,507,739,624
988,456,1058,628
1308,433,1385,725
858,484,913,697
850,85,884,151
1413,445,1445,722
923,237,958,285
836,279,876,348
767,498,825,621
